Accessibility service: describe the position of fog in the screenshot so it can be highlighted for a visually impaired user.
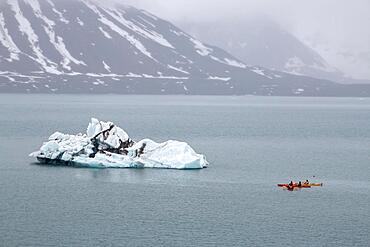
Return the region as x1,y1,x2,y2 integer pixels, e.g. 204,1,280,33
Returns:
117,0,370,80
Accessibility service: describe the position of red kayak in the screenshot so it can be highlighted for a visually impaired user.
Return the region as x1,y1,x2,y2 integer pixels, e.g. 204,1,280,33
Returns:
284,186,301,191
278,183,322,188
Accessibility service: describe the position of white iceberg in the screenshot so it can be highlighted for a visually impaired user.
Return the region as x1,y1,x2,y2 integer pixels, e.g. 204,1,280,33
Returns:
30,118,208,169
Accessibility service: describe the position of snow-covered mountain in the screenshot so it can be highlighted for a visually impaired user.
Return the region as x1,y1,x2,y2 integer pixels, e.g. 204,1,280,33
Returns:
0,0,369,96
180,18,369,85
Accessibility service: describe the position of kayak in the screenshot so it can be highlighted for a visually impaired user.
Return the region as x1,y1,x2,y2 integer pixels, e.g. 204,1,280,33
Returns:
282,185,311,189
277,183,323,187
283,186,304,191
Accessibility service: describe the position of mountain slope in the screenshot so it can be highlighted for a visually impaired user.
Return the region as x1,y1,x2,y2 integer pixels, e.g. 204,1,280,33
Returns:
180,18,368,85
0,0,369,96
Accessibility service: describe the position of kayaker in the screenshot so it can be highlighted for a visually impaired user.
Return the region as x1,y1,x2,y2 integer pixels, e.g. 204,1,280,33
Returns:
303,179,309,185
286,181,294,190
298,181,302,187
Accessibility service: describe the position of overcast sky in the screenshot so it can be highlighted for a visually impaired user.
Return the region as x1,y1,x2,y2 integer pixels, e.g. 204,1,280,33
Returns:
119,0,370,79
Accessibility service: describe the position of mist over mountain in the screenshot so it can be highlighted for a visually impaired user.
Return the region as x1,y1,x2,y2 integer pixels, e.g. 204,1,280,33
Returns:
0,0,369,96
179,18,370,85
122,0,370,82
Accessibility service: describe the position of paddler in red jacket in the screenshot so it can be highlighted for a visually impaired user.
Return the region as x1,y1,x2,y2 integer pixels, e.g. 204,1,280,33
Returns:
287,181,294,189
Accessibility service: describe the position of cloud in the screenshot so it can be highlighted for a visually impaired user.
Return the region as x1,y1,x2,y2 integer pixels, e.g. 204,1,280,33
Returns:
119,0,369,49
115,0,370,79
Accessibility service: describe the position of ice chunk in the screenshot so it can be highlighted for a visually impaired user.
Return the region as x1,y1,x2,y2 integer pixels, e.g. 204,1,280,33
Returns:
86,118,129,149
30,118,208,169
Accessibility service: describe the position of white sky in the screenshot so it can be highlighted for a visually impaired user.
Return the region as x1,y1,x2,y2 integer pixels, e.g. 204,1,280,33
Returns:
118,0,370,79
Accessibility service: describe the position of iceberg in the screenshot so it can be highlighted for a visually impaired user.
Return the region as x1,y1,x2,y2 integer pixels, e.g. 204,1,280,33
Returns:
30,118,208,169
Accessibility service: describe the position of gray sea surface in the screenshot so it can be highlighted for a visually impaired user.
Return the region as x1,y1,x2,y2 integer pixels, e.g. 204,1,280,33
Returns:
0,95,369,246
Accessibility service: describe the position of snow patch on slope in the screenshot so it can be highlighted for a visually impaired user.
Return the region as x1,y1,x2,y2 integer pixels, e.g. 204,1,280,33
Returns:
207,76,231,81
137,16,155,28
168,65,189,74
189,36,247,69
224,58,247,68
46,0,69,24
190,38,213,56
76,17,84,26
0,13,21,61
102,61,111,72
284,56,305,75
82,0,154,60
103,7,174,48
210,55,247,69
26,0,86,71
8,0,60,74
99,26,112,39
251,67,274,79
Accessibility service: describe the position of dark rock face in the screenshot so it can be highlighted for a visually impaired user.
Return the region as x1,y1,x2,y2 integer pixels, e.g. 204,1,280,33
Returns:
0,0,369,96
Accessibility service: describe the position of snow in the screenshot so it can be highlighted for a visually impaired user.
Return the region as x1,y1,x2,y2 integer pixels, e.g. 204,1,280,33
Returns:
176,81,189,92
8,0,61,74
207,76,231,82
103,8,174,48
46,0,69,24
126,72,142,78
92,79,105,85
76,17,84,26
102,61,111,72
210,55,247,69
170,29,184,36
189,37,246,69
81,73,186,80
157,75,188,80
137,16,156,28
26,0,86,71
99,26,112,39
190,38,213,56
294,88,305,94
30,118,208,169
0,75,16,83
224,58,247,69
38,10,84,68
0,71,43,79
65,71,82,76
168,65,189,74
82,0,154,60
251,68,268,77
0,13,21,61
284,56,305,75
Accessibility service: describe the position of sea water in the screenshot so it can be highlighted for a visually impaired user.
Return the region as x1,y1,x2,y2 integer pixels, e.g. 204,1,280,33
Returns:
0,95,369,246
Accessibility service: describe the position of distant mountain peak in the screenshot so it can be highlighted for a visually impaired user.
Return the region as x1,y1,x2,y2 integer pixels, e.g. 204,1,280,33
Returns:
179,18,366,84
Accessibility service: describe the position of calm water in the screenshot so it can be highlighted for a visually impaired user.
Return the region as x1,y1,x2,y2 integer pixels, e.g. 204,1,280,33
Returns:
0,95,369,246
